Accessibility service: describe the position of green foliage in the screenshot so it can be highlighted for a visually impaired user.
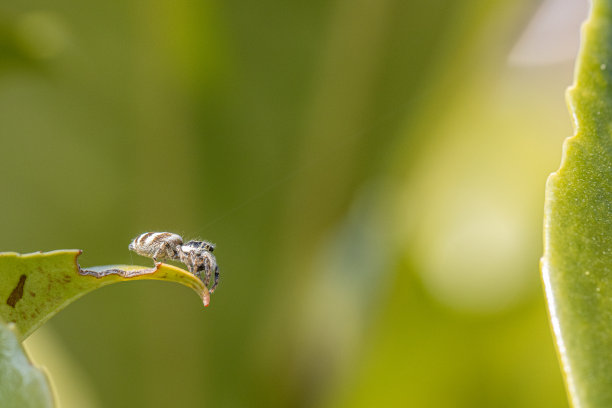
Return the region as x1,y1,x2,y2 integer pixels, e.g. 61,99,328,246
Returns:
0,250,209,341
0,318,53,408
542,1,612,406
0,0,574,407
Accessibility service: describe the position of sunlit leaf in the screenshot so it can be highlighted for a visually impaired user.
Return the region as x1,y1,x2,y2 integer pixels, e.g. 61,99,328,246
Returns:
0,250,209,341
542,1,612,406
0,318,53,407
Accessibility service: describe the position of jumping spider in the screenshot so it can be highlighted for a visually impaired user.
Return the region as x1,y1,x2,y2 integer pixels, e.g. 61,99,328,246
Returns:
129,232,219,293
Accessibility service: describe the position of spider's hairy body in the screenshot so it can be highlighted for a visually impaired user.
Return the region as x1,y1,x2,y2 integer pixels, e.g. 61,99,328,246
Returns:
129,232,220,296
128,232,183,261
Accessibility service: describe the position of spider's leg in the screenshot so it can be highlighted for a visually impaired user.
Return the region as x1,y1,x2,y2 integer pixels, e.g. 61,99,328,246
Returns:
190,252,201,279
205,253,218,293
178,247,189,269
210,264,219,294
172,247,181,260
202,255,212,288
171,241,183,261
151,248,161,263
180,249,193,273
162,242,172,260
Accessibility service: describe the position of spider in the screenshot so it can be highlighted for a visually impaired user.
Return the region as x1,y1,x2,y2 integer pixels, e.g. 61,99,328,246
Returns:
129,232,219,293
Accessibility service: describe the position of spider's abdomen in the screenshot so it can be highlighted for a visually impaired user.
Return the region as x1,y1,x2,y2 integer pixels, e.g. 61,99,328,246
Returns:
129,232,183,260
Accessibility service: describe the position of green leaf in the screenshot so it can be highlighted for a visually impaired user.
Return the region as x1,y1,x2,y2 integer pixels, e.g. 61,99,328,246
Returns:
0,250,210,341
0,318,53,407
542,1,612,406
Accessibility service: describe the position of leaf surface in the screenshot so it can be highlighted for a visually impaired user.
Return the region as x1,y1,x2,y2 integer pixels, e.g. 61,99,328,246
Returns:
0,250,209,341
0,318,53,407
542,1,612,406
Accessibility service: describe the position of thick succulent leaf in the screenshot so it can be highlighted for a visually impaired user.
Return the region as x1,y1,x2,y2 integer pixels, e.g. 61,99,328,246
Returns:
0,318,53,407
542,1,612,406
0,250,209,341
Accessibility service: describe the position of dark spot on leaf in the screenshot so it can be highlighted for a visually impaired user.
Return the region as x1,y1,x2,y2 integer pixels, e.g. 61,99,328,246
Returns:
7,275,26,308
29,291,36,297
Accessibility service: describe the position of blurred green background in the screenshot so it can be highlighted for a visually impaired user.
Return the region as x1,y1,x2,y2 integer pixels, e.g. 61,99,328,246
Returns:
0,0,585,406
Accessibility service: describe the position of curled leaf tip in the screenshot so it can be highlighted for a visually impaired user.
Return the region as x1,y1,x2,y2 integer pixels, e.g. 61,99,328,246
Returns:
0,250,210,341
79,262,211,307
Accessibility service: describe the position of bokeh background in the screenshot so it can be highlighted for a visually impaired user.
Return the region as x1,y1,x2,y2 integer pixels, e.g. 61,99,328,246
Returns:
0,0,587,406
